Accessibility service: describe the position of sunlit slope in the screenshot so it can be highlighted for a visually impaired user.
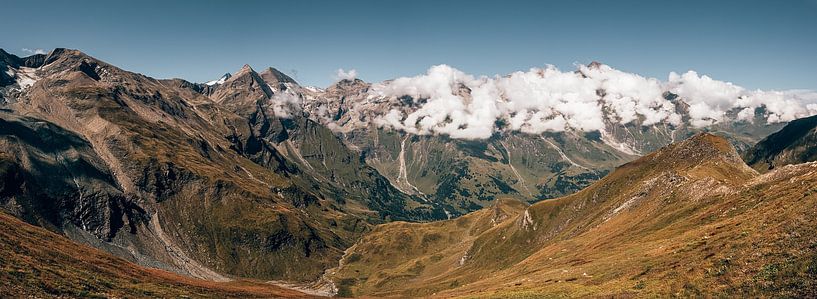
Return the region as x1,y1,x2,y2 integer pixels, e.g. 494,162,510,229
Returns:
332,133,817,297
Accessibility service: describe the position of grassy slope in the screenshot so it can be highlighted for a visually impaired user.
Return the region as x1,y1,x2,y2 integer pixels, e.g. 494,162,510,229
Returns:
0,211,320,298
331,133,817,298
328,198,527,297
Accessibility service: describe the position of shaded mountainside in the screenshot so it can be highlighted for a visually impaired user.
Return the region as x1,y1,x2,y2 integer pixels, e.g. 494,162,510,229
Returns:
0,211,317,298
743,114,817,172
0,111,136,241
330,133,817,297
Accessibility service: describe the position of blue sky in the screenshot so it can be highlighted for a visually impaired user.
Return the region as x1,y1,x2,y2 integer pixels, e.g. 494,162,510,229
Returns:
1,0,815,89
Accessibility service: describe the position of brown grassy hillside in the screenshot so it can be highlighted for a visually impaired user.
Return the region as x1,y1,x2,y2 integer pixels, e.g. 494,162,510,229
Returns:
330,133,817,298
0,211,319,298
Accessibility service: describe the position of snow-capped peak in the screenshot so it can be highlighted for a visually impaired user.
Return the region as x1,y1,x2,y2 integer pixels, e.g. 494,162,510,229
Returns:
205,73,231,86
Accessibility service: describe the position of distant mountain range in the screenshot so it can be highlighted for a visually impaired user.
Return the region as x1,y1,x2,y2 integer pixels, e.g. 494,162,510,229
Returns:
1,48,816,297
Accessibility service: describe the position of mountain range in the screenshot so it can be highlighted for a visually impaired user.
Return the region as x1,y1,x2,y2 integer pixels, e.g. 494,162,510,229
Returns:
1,48,815,297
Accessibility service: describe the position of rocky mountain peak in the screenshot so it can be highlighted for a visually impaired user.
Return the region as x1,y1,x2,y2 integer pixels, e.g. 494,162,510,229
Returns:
204,73,231,86
0,49,19,66
576,61,605,78
587,61,604,69
0,49,46,69
222,64,262,84
208,64,273,108
259,67,297,86
42,48,80,66
327,78,368,92
236,64,254,74
24,48,110,81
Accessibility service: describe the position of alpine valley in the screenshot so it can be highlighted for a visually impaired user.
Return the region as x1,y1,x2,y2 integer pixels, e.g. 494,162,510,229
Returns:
1,48,815,298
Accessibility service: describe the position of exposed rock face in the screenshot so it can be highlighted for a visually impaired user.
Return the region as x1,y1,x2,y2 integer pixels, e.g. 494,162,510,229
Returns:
743,114,817,171
0,48,417,282
0,111,140,241
260,67,298,88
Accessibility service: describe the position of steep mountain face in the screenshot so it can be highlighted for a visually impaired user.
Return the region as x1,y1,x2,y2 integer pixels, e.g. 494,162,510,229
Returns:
330,133,817,297
0,211,315,298
0,49,46,101
275,69,784,216
0,48,411,282
0,110,157,259
197,64,445,220
743,114,817,172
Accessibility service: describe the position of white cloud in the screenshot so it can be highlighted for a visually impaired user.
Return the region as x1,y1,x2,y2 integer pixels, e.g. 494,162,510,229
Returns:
368,64,683,138
740,89,817,123
317,63,817,139
21,48,47,55
335,68,358,81
668,72,817,126
269,92,302,118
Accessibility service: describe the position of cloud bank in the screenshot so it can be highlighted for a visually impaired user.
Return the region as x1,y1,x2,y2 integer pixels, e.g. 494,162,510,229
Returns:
21,48,47,55
335,68,358,81
270,92,302,118
353,63,817,139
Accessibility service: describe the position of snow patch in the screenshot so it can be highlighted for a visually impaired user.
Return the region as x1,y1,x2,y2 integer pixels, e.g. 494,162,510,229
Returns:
599,127,641,156
521,209,537,231
15,67,40,89
395,135,423,195
459,251,469,266
205,73,230,86
501,141,532,196
542,137,590,170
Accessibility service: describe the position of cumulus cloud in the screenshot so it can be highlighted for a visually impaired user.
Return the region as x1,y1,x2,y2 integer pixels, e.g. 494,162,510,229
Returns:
269,92,302,118
21,48,47,55
369,64,686,138
668,71,817,126
372,65,500,139
738,89,817,123
320,63,817,139
335,68,358,81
